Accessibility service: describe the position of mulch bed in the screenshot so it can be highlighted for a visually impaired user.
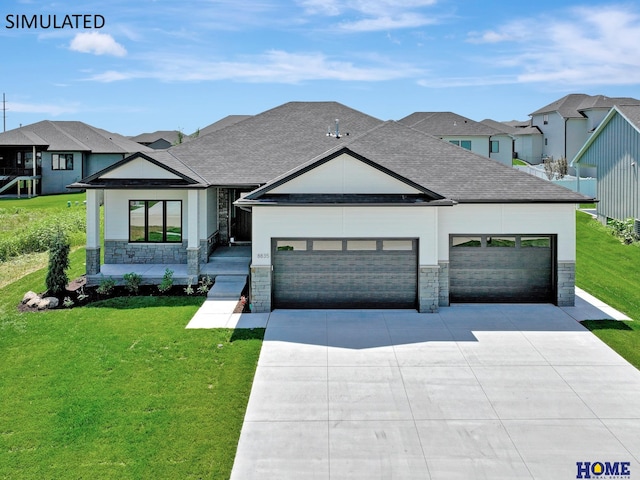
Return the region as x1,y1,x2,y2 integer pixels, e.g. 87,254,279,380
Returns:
18,275,251,314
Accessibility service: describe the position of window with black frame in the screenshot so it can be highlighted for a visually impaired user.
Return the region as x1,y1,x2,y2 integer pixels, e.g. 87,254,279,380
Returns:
129,200,182,243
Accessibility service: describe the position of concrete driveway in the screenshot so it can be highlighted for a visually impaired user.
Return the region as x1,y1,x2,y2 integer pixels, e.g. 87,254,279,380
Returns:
230,304,640,479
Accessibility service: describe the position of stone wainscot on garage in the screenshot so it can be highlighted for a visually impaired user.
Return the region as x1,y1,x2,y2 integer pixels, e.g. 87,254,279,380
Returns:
69,102,593,313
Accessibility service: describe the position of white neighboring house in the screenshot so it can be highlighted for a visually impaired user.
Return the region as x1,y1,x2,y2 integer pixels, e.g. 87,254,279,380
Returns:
529,94,640,172
70,102,592,313
398,111,514,166
481,119,544,165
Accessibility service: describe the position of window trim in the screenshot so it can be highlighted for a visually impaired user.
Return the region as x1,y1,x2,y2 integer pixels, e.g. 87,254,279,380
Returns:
51,153,74,171
129,200,183,243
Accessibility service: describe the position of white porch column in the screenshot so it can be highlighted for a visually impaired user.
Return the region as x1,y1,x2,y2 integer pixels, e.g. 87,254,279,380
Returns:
86,189,103,275
187,189,201,277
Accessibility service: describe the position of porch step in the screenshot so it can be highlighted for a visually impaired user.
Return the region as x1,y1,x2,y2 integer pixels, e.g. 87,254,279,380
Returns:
207,275,248,300
201,257,250,277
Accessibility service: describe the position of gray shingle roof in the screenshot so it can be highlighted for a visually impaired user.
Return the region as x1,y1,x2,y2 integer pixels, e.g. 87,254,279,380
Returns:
197,115,253,137
529,93,640,118
164,101,384,186
399,112,504,136
85,101,590,203
616,105,640,130
326,121,588,202
130,130,185,145
0,120,153,153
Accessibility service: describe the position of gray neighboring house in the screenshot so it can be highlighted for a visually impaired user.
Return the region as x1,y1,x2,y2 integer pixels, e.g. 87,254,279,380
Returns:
481,119,543,165
399,112,513,166
572,105,640,224
529,94,640,169
130,130,187,150
0,120,152,195
70,101,591,313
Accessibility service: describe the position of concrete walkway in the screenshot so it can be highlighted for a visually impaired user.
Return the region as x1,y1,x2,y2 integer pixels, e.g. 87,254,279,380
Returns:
230,296,639,479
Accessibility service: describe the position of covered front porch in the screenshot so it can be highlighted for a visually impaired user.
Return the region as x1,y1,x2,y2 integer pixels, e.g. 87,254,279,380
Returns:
86,245,251,287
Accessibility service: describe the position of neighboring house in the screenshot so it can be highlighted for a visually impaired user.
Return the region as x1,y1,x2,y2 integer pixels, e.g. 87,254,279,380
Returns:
70,101,591,313
481,119,544,165
572,105,640,224
398,111,513,166
0,121,152,195
130,130,187,149
529,94,640,169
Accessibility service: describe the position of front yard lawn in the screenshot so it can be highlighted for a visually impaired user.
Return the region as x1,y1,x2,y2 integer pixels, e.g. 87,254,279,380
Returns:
0,248,263,479
576,211,640,369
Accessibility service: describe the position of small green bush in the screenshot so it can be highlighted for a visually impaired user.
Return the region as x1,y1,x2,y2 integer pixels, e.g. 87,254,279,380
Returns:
45,229,70,296
158,268,174,293
123,272,143,294
97,275,116,295
608,218,640,245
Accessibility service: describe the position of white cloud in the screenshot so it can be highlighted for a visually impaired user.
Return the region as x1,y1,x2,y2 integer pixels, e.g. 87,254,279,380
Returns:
83,50,424,84
8,101,80,116
69,32,127,57
297,0,440,31
421,4,640,88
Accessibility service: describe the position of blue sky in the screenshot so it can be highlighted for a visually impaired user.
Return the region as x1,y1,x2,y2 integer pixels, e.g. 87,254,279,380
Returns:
2,0,640,135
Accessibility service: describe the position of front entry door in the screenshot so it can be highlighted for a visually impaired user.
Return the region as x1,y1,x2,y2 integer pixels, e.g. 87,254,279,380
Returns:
231,190,252,242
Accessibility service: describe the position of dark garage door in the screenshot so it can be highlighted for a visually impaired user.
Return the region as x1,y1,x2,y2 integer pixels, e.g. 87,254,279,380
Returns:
449,235,555,303
272,238,417,309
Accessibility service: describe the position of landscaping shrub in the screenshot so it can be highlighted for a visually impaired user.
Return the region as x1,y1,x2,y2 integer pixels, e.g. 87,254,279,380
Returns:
123,272,143,294
608,218,640,245
96,275,116,296
158,268,174,293
45,229,70,296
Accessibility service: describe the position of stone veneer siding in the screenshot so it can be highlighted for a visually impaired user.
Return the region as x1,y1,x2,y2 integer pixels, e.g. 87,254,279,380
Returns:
250,265,271,313
438,261,450,307
187,247,201,277
218,189,230,244
557,262,576,307
104,240,188,264
86,247,101,275
419,265,440,313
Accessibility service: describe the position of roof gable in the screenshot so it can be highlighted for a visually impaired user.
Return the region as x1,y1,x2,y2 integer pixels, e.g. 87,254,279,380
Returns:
101,156,184,180
69,151,206,189
573,105,640,165
265,150,427,196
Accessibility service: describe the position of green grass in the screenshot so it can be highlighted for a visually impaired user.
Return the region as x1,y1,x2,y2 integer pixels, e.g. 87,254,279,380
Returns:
0,192,88,262
0,248,264,479
576,211,640,368
512,158,528,166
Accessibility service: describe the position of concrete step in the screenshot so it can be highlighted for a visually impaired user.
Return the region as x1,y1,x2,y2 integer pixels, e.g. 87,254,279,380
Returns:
207,275,248,300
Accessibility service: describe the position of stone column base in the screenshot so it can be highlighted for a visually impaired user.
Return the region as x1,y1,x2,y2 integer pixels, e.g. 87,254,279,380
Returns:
557,262,576,307
438,261,450,307
187,247,201,279
86,247,101,275
250,265,271,313
419,265,440,313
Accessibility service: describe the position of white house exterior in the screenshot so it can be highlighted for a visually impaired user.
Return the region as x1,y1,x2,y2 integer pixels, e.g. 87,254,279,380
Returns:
71,102,591,313
530,94,640,170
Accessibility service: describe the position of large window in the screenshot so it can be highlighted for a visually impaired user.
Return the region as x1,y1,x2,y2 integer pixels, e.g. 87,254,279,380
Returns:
129,200,182,243
51,153,73,170
490,140,499,153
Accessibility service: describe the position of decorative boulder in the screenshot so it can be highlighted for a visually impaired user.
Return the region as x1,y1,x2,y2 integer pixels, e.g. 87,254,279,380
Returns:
38,297,59,310
27,296,42,308
22,291,39,304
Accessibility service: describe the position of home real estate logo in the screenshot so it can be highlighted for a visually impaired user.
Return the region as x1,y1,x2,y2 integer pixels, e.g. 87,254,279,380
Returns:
576,460,631,479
